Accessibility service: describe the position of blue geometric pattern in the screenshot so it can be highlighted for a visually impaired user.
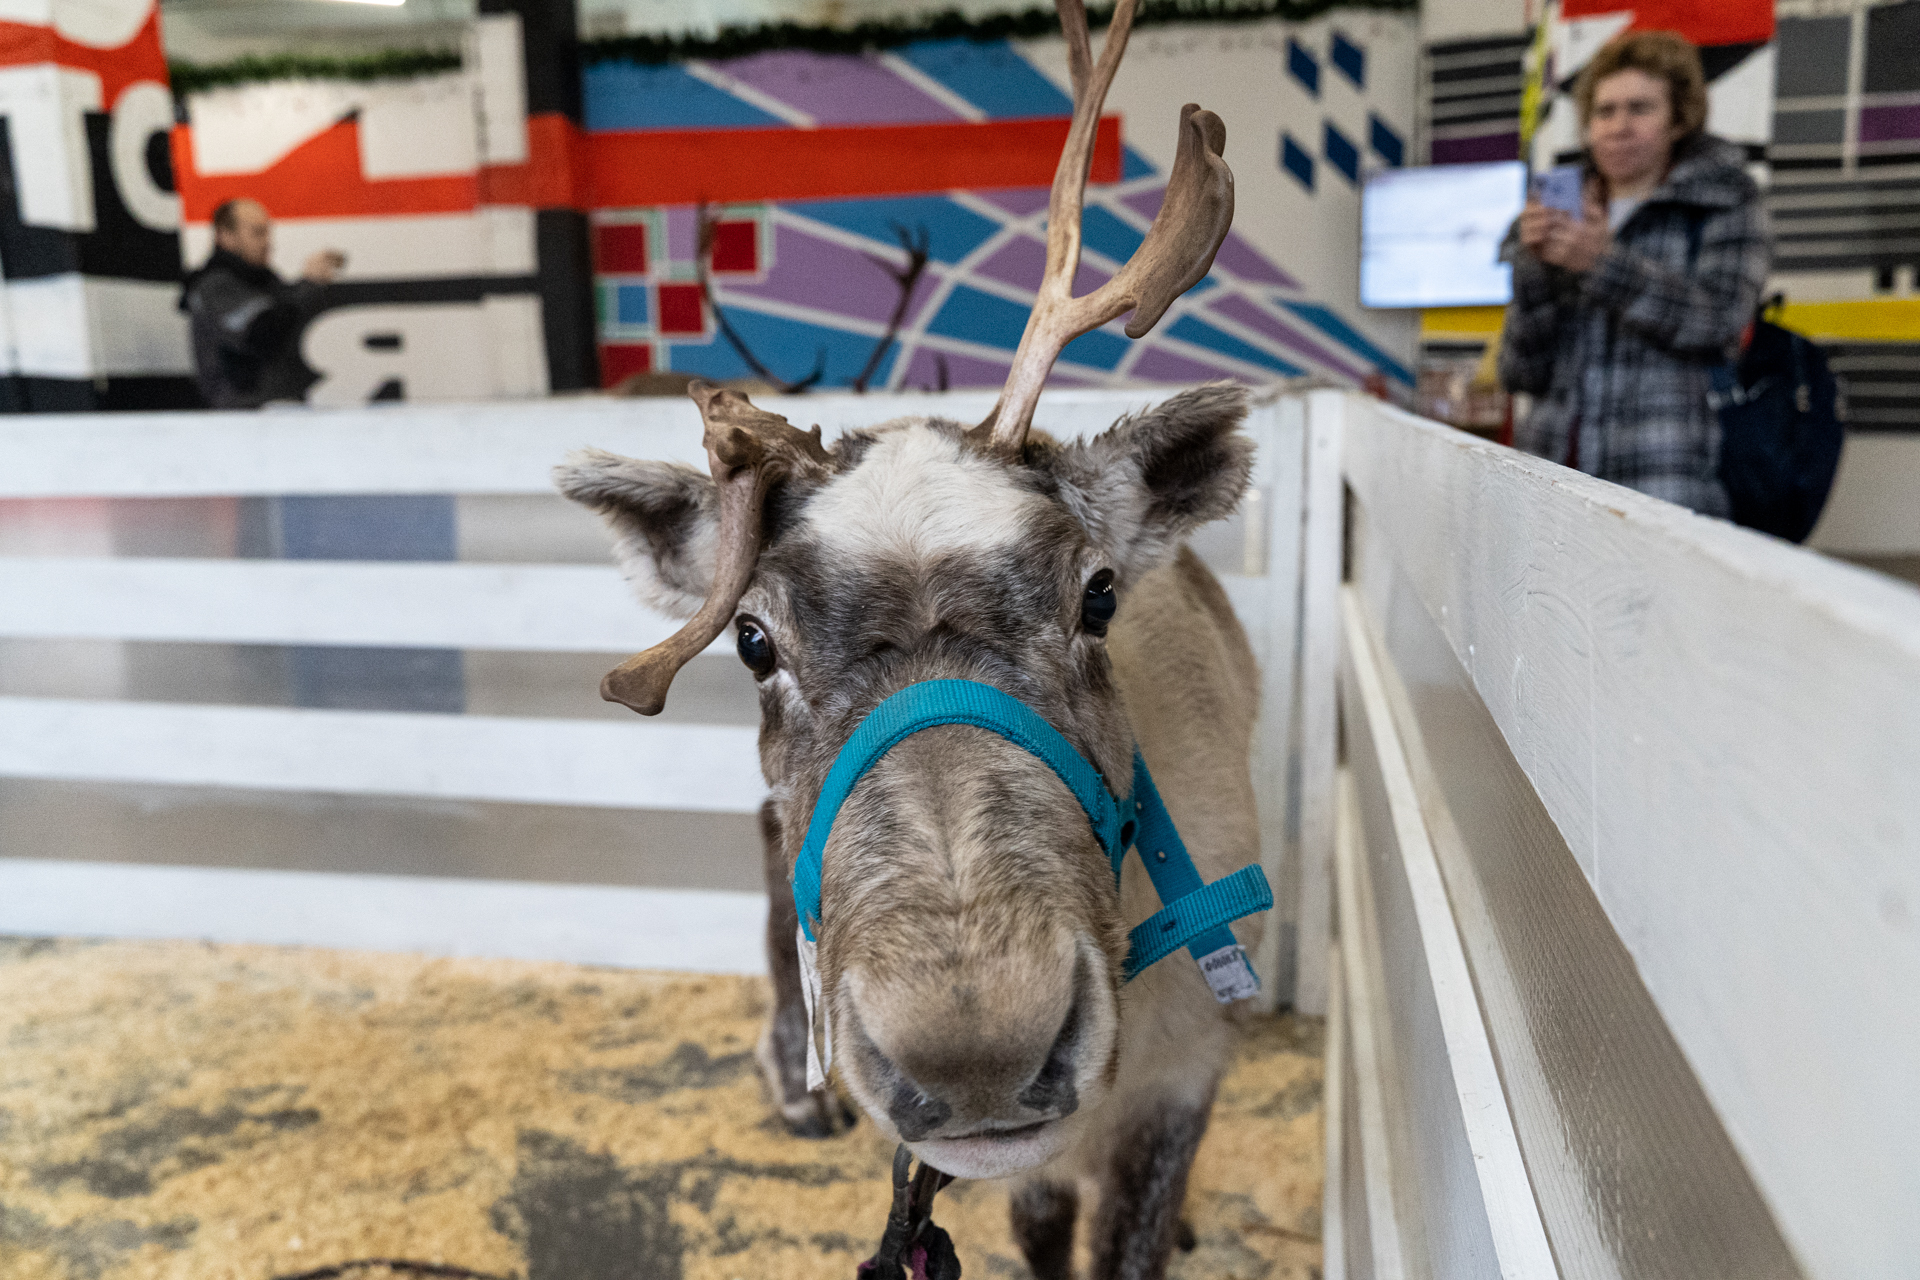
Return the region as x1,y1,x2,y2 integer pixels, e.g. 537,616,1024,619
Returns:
1168,316,1305,377
787,195,1001,265
1287,39,1320,96
615,285,650,326
1280,301,1413,385
1080,206,1146,264
1369,113,1405,167
1060,327,1132,371
1324,120,1360,183
927,286,1033,350
890,38,1074,118
669,306,903,388
583,63,786,131
1332,31,1366,88
1281,133,1315,190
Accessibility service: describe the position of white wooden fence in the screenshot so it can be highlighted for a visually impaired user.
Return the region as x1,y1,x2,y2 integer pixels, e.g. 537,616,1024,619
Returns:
1315,390,1920,1280
0,389,1316,996
6,387,1914,1274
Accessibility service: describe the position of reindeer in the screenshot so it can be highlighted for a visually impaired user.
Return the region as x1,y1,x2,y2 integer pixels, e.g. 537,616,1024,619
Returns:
557,3,1268,1274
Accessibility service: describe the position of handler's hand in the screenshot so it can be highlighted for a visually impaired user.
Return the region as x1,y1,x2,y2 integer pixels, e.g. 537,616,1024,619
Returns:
1517,200,1561,256
1538,190,1610,274
302,249,346,283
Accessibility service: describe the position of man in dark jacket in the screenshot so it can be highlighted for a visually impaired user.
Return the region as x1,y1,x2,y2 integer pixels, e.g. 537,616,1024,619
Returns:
181,199,344,408
1499,33,1772,517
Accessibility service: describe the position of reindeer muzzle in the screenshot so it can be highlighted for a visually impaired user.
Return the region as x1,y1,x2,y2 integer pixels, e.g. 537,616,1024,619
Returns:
789,678,1273,1089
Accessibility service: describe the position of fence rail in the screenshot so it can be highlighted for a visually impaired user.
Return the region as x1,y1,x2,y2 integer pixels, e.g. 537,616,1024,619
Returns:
0,388,1311,998
1321,392,1920,1280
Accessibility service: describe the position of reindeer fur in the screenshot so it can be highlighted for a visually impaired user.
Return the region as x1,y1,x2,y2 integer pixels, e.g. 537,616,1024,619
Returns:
557,382,1264,1280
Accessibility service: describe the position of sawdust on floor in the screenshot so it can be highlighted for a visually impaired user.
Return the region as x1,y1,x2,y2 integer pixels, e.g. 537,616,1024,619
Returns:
0,937,1324,1280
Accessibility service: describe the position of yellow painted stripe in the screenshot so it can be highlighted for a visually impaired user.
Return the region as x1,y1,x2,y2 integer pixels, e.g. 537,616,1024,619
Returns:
1419,301,1920,342
1421,306,1506,337
1776,299,1920,343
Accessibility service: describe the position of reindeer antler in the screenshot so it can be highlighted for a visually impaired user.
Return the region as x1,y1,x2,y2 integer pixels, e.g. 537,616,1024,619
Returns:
600,380,830,715
979,0,1235,453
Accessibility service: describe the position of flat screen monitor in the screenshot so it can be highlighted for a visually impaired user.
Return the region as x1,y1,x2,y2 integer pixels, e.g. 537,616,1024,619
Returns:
1360,160,1527,308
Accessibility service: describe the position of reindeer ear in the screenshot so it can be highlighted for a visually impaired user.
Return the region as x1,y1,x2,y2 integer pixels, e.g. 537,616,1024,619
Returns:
1050,383,1253,580
554,449,720,619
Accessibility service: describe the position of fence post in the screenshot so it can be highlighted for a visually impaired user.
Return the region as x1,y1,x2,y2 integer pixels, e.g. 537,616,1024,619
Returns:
1247,393,1305,1008
1293,389,1346,1017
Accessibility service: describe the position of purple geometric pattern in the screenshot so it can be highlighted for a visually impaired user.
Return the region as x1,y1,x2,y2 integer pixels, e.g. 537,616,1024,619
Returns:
1129,347,1246,383
1204,294,1368,383
1431,133,1520,165
717,50,965,125
1860,103,1920,144
898,347,1009,389
980,187,1054,217
727,224,942,325
974,234,1112,295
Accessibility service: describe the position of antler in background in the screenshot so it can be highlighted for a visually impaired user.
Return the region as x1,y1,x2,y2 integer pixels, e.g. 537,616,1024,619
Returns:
600,381,830,715
697,204,828,395
980,0,1235,454
852,222,933,394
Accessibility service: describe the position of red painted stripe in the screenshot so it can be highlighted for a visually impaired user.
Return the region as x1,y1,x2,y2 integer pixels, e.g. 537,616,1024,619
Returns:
175,113,1124,222
1560,0,1773,45
586,115,1122,206
478,113,589,209
0,10,168,106
173,118,479,222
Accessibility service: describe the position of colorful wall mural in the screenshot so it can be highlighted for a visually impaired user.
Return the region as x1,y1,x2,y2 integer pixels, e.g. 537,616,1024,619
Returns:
0,0,194,410
580,21,1419,392
172,3,599,406
162,8,1420,407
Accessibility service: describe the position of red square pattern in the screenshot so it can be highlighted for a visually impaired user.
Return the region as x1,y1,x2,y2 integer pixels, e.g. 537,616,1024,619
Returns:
709,220,759,273
655,283,706,336
599,343,653,387
596,223,649,275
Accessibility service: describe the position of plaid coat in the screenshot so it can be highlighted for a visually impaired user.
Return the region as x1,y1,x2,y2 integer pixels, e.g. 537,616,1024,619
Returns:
1499,135,1773,516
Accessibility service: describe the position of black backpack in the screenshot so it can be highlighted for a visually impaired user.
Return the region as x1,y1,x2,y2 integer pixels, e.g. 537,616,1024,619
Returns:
1709,295,1845,543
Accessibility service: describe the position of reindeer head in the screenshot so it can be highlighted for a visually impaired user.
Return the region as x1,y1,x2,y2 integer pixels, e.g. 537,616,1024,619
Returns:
558,0,1245,1179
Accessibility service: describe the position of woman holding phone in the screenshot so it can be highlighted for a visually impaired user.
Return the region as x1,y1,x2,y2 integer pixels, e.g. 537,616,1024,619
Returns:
1498,31,1772,516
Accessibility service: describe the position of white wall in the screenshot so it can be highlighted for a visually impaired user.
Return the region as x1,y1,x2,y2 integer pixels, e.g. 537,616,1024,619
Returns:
1810,434,1920,555
1416,0,1532,44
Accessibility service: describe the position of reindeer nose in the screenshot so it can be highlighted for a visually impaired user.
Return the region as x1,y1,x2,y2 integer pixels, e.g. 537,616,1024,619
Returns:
861,975,1088,1143
886,1079,954,1142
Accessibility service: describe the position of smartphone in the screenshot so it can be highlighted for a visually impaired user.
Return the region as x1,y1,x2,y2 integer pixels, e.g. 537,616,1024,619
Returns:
1533,165,1585,217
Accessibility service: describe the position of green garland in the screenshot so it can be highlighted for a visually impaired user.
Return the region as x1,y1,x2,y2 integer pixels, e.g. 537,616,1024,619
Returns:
169,49,462,96
167,1,1414,95
584,1,1415,65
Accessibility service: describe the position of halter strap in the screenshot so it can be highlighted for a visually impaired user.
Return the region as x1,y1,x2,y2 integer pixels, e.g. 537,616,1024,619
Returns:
791,679,1269,993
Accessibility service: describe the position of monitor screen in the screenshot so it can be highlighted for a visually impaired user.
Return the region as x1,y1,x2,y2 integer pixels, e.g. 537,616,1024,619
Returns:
1360,161,1527,308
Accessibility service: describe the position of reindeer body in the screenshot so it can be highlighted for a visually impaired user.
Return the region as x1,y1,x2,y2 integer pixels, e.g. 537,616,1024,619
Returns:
558,6,1262,1271
1016,541,1264,1277
562,391,1265,1279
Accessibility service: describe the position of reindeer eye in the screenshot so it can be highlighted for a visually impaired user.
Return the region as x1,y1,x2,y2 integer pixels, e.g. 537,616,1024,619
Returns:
736,619,776,677
1081,569,1117,637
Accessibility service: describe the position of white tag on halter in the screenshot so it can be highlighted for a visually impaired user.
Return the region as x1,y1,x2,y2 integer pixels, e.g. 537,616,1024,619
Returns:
1197,943,1260,1003
796,924,834,1091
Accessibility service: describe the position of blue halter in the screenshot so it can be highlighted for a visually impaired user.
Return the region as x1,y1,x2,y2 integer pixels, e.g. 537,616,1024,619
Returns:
792,679,1271,995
